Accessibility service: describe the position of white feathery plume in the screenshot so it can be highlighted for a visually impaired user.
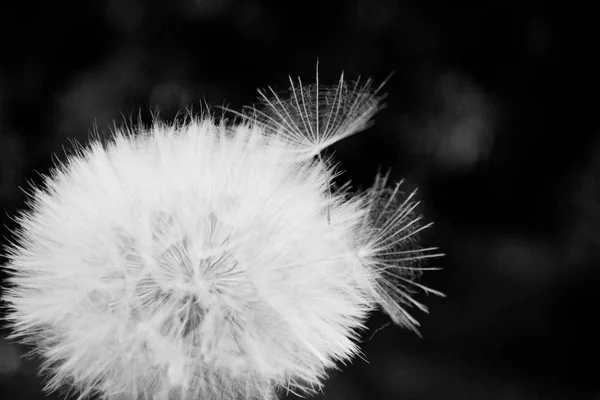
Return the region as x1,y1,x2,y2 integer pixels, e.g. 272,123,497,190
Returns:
1,67,442,400
240,63,387,160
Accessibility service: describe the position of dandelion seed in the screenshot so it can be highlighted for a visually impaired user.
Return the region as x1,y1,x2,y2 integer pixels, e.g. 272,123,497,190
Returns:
1,68,442,400
242,62,387,159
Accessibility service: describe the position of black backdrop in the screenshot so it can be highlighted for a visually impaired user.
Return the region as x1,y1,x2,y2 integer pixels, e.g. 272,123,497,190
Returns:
0,0,597,399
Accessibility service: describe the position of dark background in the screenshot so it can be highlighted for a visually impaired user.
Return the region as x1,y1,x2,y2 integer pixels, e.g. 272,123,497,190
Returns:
0,0,597,399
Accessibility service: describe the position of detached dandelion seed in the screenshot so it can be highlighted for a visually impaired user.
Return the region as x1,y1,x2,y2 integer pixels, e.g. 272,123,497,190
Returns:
1,66,443,400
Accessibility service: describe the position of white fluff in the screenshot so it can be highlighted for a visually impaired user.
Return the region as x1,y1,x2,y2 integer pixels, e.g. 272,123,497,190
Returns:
1,69,442,400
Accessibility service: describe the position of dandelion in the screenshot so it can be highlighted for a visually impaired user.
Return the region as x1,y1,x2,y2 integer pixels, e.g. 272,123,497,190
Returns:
1,66,442,400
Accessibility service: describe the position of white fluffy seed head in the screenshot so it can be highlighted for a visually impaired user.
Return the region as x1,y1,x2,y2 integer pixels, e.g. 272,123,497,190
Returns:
1,69,442,400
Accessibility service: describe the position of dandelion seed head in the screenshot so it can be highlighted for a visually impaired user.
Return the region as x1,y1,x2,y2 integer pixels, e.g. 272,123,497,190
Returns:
1,70,441,400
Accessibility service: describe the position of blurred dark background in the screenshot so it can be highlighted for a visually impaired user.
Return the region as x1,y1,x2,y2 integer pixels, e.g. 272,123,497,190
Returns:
0,0,597,399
